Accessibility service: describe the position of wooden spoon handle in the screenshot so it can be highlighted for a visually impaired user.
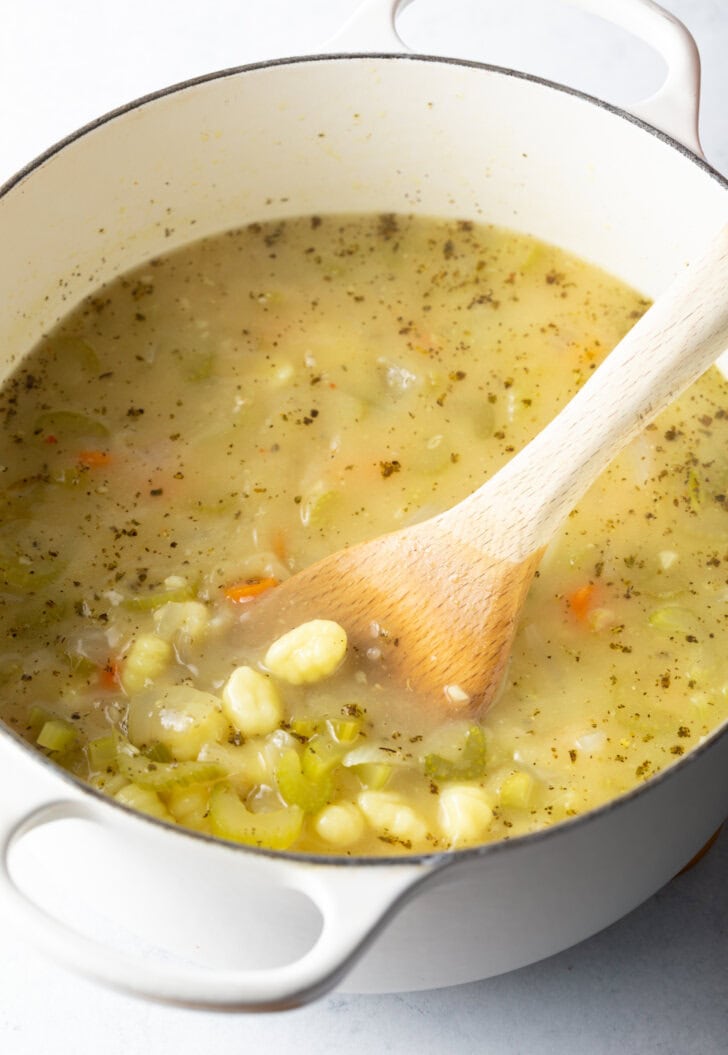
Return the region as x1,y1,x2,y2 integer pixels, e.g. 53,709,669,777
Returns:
441,223,728,562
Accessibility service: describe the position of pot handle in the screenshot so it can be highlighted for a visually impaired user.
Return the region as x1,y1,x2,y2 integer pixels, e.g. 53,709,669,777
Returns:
0,797,441,1011
326,0,703,156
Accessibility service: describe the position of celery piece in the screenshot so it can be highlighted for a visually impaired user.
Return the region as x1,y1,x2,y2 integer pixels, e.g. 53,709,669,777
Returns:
499,771,537,810
289,716,321,740
34,410,109,441
64,652,96,678
114,783,173,822
87,735,118,772
300,487,342,529
276,749,332,813
351,762,392,790
89,772,128,797
117,749,225,791
145,741,174,764
122,582,196,612
209,782,304,850
302,735,347,782
326,716,362,744
166,784,212,831
648,606,699,634
424,725,487,782
37,719,77,753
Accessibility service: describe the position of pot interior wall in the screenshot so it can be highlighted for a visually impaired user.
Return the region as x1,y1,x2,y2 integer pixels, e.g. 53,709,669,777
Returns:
1,55,726,374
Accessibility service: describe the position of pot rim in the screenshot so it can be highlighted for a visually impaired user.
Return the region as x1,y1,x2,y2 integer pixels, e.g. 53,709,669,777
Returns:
1,49,726,871
3,50,728,200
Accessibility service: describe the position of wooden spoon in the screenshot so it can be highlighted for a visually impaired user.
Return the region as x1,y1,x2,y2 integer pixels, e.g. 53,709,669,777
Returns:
257,224,728,714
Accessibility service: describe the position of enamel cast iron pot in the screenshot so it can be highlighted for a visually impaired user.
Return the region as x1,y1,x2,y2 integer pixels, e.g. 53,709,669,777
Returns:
0,0,727,1012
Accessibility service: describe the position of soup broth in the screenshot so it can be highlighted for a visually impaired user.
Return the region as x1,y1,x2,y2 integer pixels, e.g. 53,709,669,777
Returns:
1,213,727,854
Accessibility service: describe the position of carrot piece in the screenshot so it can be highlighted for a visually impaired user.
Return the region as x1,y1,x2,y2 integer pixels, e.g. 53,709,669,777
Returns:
567,583,598,621
78,449,112,468
98,660,120,690
223,577,279,603
271,529,287,563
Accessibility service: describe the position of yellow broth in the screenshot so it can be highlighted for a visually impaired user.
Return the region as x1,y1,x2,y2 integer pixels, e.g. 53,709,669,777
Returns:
1,213,727,854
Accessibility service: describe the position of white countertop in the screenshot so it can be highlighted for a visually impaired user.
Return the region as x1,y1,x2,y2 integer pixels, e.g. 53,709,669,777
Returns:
1,2,726,1052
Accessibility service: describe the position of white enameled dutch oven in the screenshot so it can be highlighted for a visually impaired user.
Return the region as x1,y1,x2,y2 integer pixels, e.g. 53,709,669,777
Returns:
0,0,727,1013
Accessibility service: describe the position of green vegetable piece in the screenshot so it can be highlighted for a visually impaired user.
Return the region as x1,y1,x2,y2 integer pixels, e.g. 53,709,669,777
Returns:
119,754,225,790
326,716,362,744
351,762,392,790
114,783,173,822
121,582,196,612
34,410,109,441
289,716,321,740
648,606,699,633
301,487,342,529
117,747,225,791
302,735,347,782
499,771,537,809
87,735,118,772
145,741,174,764
209,782,304,850
276,748,332,813
424,725,488,782
37,719,77,753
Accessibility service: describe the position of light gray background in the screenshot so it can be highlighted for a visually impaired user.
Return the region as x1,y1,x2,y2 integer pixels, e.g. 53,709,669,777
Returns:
1,2,726,1052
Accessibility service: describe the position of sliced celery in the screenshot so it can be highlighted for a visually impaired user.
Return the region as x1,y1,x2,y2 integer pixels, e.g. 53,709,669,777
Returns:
351,762,392,790
34,410,109,440
209,782,304,850
289,716,320,739
165,784,212,831
326,716,362,744
37,719,77,753
87,734,118,772
499,771,537,810
88,772,128,796
648,606,699,634
289,714,361,743
117,749,225,790
424,725,487,782
276,749,332,813
114,782,173,822
302,735,347,781
300,487,342,529
145,741,174,763
122,582,196,611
